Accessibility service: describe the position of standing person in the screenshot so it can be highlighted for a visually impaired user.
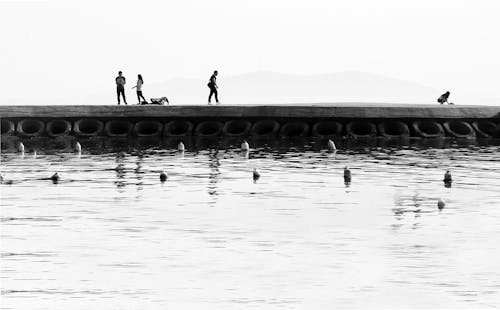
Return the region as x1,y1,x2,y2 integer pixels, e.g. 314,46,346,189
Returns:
207,70,219,104
115,71,127,105
132,74,146,104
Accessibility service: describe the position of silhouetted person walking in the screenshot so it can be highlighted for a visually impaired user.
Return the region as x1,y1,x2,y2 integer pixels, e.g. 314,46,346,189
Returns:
132,74,146,104
437,91,453,105
116,71,127,105
207,70,219,104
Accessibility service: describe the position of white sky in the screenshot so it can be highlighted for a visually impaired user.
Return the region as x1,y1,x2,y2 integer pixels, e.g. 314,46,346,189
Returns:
1,0,499,105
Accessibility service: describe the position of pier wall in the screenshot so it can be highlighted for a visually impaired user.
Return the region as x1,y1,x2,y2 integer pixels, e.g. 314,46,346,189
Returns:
1,104,500,139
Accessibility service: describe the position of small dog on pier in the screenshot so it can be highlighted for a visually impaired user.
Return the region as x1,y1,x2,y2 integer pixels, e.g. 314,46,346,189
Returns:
143,97,169,105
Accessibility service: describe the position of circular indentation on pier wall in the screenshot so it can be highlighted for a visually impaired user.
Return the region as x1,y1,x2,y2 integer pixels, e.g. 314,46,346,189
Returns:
311,121,342,138
16,119,45,137
134,120,163,137
346,121,377,138
74,119,104,136
195,121,223,137
472,120,498,138
46,119,72,137
251,120,280,137
377,121,410,138
411,120,444,138
443,121,476,139
1,119,15,136
105,120,133,137
222,120,252,137
164,120,193,137
280,122,310,138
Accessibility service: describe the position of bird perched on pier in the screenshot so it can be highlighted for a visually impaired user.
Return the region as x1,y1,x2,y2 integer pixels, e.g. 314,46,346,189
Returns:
253,168,260,181
177,141,185,152
327,139,336,151
75,142,82,153
241,140,250,151
160,171,168,182
18,142,25,154
437,199,445,210
51,172,60,184
343,166,351,184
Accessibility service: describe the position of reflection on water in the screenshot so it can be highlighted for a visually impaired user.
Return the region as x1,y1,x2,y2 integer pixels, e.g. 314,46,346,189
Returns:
1,137,500,309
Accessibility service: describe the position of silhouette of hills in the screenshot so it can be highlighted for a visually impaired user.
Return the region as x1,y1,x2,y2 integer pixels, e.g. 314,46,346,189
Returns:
145,71,440,105
5,71,452,105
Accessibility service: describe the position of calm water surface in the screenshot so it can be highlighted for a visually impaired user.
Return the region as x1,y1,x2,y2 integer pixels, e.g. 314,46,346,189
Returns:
1,138,500,309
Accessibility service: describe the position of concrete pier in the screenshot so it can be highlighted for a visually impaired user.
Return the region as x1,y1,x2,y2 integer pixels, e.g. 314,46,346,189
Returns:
1,104,500,119
1,104,499,139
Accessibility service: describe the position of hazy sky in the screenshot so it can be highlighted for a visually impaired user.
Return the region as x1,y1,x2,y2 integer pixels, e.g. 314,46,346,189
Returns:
1,0,499,105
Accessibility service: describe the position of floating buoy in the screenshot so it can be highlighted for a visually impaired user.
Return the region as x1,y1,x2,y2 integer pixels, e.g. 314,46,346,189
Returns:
241,140,250,151
327,139,336,151
51,172,60,184
438,199,445,210
443,170,452,187
344,166,351,183
443,170,452,183
253,168,260,180
160,171,167,182
178,141,185,152
75,142,82,153
18,142,25,154
443,170,452,182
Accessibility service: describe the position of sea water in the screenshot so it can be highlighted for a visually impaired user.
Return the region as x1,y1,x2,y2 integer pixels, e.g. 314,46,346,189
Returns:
1,138,500,309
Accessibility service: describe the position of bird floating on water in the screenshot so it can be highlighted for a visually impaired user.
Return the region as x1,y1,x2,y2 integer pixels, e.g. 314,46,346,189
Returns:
343,166,351,183
160,171,168,182
18,142,25,154
253,168,260,181
241,140,250,151
51,172,60,184
178,141,185,152
327,139,336,151
75,142,82,153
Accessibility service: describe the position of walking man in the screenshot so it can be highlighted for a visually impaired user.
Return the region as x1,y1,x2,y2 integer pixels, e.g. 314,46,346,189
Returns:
207,70,219,104
116,71,127,105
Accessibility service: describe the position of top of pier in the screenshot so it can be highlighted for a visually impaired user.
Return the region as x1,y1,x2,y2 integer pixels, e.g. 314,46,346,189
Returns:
1,103,499,119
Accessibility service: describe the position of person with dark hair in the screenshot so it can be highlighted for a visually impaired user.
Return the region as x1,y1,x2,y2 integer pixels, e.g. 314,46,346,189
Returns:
115,71,127,105
207,70,219,104
437,91,452,105
132,74,146,104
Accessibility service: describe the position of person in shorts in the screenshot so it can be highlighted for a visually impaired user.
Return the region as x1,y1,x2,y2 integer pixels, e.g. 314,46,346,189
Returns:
207,70,219,104
132,74,147,104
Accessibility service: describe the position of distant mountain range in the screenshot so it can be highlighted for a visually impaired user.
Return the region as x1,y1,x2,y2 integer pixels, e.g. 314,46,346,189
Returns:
4,71,467,105
143,71,440,105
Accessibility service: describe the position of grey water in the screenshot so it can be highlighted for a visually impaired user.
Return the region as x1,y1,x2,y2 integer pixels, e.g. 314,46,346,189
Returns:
1,138,500,309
